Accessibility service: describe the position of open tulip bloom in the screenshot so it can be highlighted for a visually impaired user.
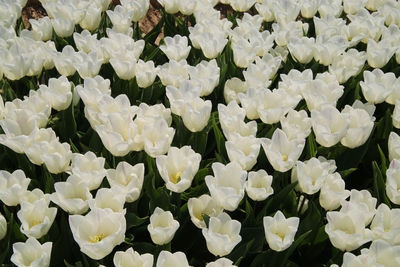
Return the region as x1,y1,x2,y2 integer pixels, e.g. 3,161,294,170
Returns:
1,0,400,265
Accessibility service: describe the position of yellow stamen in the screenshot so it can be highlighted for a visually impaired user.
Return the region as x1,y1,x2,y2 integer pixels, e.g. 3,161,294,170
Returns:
195,213,203,221
29,221,42,229
282,155,288,162
276,233,285,241
89,233,106,243
170,171,182,184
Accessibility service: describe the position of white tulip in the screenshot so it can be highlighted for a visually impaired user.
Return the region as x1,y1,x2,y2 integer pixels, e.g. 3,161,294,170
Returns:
52,45,77,77
206,258,237,267
158,60,189,88
121,0,149,21
205,162,247,211
257,89,298,125
106,5,134,34
341,189,377,226
223,77,249,104
11,238,52,267
311,105,349,148
370,203,400,245
226,134,260,171
280,109,312,141
147,207,179,245
38,76,72,111
160,35,191,61
389,132,400,162
114,247,153,267
106,162,144,203
29,17,53,41
291,157,336,195
17,199,57,239
361,239,400,266
367,39,396,69
51,17,75,38
218,102,257,140
74,51,103,79
319,173,350,211
360,69,396,104
288,37,315,64
71,151,106,191
69,207,126,260
0,212,6,240
188,59,220,96
263,210,299,252
302,73,344,111
110,56,137,80
88,187,126,213
156,146,201,193
202,212,242,256
50,175,92,215
340,100,375,148
135,60,159,88
181,98,212,132
0,169,30,206
325,210,373,251
40,140,72,174
24,128,58,166
386,159,400,205
188,194,223,229
156,251,191,267
329,49,366,84
142,119,175,158
261,128,305,173
158,0,179,14
245,170,274,201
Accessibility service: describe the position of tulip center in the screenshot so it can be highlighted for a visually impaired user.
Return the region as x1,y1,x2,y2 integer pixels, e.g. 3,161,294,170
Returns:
170,171,182,184
29,220,42,229
89,233,106,243
282,155,288,161
195,213,204,221
253,182,264,188
276,232,285,242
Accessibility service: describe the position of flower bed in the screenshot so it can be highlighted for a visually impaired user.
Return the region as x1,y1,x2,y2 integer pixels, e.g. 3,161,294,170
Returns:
0,0,400,266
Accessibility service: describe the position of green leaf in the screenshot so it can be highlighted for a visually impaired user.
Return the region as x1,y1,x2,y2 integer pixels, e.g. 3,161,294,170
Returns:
338,168,357,179
69,140,80,153
306,133,317,158
250,250,271,267
0,79,17,101
192,168,210,185
144,16,164,44
281,230,312,266
377,144,388,174
126,213,149,230
256,181,298,222
243,198,256,226
230,239,255,266
202,214,210,228
335,131,373,171
372,161,391,207
191,131,209,156
64,260,84,267
211,113,227,157
59,102,77,142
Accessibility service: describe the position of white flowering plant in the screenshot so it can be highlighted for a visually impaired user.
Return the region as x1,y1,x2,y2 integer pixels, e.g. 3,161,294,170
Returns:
0,0,400,266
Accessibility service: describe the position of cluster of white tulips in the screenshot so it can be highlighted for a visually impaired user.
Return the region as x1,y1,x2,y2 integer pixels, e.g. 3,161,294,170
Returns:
0,0,400,266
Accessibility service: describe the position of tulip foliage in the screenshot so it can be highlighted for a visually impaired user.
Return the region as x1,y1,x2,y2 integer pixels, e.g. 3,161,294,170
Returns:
1,0,400,266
